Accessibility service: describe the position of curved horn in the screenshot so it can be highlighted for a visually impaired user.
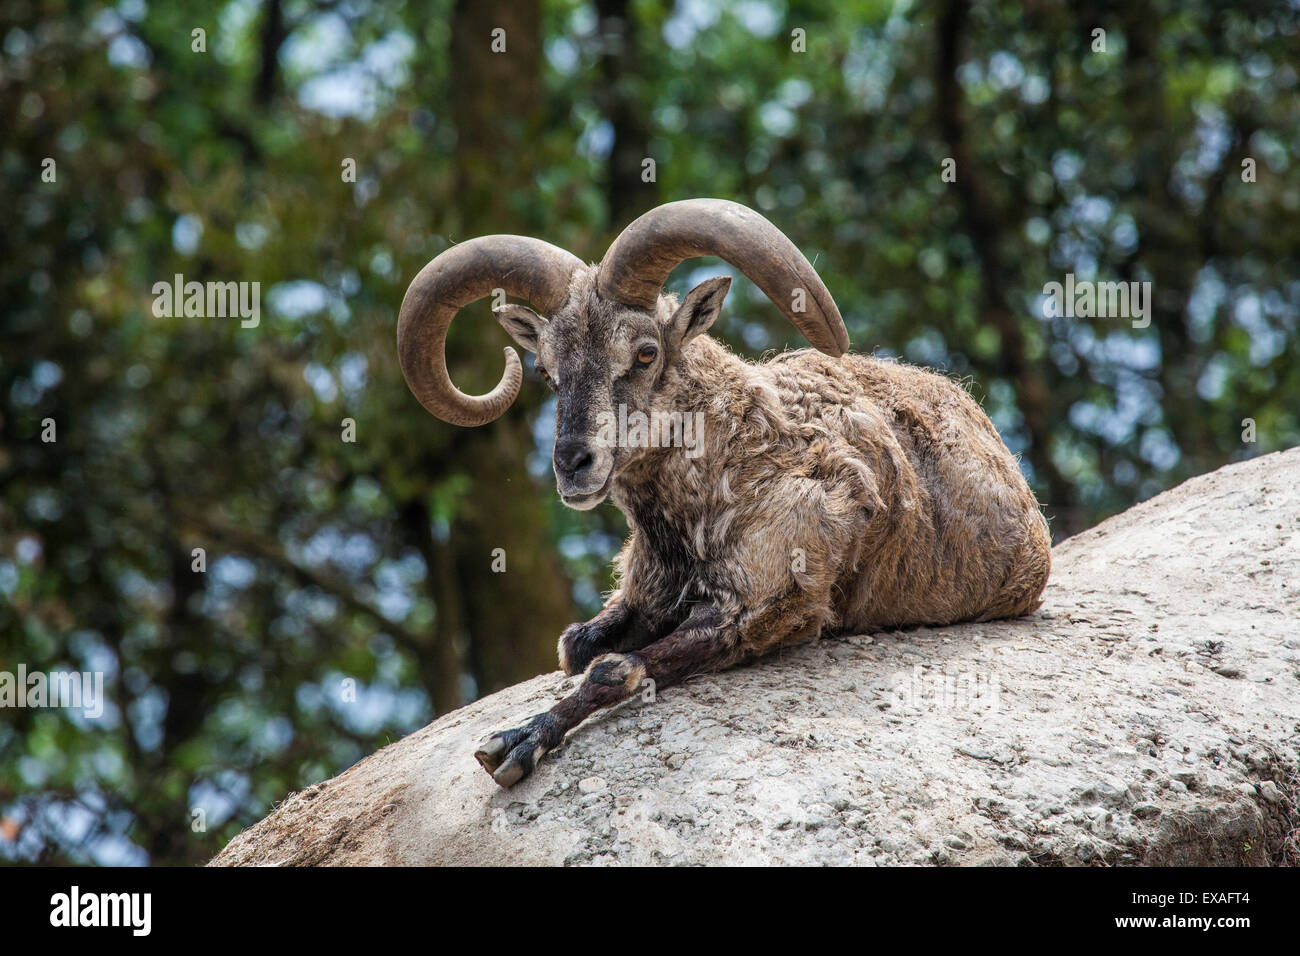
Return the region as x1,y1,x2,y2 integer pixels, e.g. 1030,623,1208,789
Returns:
596,198,849,355
397,236,582,426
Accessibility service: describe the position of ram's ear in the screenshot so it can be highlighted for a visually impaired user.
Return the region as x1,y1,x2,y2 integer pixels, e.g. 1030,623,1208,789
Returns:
666,276,731,347
494,304,547,354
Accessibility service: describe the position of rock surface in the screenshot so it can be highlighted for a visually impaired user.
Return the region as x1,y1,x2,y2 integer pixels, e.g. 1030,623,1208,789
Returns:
212,449,1300,866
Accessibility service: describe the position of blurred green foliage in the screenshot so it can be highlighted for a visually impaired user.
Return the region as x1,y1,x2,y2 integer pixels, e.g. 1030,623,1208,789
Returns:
1,0,1296,863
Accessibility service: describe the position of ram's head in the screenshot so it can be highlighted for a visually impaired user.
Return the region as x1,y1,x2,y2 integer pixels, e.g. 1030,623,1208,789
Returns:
397,199,848,509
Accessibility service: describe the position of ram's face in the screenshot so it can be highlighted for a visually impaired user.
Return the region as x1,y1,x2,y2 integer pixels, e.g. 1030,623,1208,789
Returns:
495,272,731,510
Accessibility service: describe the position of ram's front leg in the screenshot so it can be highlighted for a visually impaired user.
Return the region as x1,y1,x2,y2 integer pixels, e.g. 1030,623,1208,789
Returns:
556,594,662,676
475,603,741,787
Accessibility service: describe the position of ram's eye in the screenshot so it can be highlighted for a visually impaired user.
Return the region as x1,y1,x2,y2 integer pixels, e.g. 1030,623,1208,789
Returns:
635,345,658,367
536,365,553,385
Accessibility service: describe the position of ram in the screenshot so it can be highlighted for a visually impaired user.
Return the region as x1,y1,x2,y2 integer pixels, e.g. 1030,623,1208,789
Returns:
397,199,1051,787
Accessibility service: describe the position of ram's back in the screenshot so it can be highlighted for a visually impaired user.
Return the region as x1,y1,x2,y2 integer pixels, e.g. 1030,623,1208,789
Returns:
763,349,1051,630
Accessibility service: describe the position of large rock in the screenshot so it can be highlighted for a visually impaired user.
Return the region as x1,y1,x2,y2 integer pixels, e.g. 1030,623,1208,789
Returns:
212,449,1300,866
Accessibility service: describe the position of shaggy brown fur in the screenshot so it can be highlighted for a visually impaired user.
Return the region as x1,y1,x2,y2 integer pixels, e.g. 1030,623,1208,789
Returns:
473,266,1051,787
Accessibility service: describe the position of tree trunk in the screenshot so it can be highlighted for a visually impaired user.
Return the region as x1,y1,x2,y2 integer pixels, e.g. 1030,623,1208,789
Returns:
596,0,658,230
435,0,579,699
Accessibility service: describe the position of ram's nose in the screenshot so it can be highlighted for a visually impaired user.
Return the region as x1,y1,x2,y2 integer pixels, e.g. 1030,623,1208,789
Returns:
554,438,596,483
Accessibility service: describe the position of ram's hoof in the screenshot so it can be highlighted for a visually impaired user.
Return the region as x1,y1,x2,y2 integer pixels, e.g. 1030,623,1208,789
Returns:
474,715,558,787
